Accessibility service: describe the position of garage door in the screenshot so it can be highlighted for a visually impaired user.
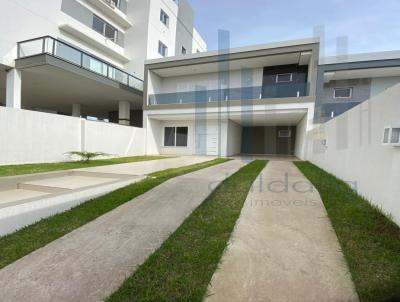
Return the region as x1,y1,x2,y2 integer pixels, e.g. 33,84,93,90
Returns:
195,125,218,155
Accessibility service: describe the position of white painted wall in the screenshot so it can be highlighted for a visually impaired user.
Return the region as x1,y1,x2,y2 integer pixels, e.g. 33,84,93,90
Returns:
294,114,308,160
155,68,264,94
157,120,195,155
227,120,242,156
305,83,400,225
0,107,145,165
370,76,400,97
192,28,207,53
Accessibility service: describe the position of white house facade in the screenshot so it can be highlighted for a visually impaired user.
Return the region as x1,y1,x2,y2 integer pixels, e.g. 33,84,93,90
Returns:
143,38,319,158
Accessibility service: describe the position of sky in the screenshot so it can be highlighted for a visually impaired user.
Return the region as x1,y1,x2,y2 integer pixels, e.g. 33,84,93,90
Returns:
188,0,400,57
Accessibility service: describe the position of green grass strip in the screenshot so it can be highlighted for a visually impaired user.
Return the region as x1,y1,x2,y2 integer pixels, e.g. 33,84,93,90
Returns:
294,161,400,302
107,160,267,302
0,156,169,177
0,158,229,269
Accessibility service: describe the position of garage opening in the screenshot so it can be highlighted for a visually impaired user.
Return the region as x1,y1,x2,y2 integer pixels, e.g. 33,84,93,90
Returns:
241,126,296,156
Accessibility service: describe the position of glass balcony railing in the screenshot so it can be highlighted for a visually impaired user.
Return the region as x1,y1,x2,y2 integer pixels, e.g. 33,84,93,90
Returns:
148,83,309,105
17,36,143,91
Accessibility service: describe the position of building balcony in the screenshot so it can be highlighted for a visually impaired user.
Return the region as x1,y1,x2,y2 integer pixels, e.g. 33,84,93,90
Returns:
17,36,143,91
85,0,132,29
148,82,309,105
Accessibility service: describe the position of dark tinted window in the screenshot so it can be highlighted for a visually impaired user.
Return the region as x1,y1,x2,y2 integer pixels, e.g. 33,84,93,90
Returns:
276,73,292,83
93,15,117,42
176,127,188,146
164,127,175,146
92,15,104,34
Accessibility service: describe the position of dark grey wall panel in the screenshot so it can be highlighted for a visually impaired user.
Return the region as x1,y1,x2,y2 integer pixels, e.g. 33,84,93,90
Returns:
322,78,371,104
241,126,296,155
61,0,93,28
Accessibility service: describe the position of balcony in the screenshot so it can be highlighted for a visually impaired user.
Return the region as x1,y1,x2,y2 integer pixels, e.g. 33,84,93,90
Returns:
148,83,309,105
85,0,132,29
17,36,143,91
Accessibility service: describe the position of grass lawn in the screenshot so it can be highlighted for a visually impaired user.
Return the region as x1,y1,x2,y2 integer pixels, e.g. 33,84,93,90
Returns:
0,158,229,270
106,160,267,302
0,155,169,177
294,161,400,302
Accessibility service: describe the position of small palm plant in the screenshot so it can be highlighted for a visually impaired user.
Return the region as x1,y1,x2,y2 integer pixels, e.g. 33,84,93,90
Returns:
66,151,109,162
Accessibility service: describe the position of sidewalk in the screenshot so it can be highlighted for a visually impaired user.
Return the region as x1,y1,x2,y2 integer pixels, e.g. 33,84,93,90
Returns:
206,161,359,302
0,159,244,302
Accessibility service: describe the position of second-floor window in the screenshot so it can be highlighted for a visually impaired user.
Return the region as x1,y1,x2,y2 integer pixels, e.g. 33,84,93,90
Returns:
158,41,168,57
92,15,117,43
160,9,169,27
334,87,353,98
276,73,293,83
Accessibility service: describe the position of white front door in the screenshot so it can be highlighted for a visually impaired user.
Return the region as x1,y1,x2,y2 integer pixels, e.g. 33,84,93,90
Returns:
195,125,219,155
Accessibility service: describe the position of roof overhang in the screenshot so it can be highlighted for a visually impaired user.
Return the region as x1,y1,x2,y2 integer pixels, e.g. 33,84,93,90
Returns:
146,38,319,77
149,109,307,127
324,66,400,83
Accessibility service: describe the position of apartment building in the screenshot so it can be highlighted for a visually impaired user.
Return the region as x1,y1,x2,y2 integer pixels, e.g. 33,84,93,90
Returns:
143,38,319,158
0,0,206,126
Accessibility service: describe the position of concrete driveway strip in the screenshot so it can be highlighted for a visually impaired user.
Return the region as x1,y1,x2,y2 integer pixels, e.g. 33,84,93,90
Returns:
206,161,359,302
74,155,215,176
0,159,245,302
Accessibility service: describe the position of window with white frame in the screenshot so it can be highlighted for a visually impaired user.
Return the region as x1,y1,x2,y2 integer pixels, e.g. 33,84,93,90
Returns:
334,87,352,98
160,9,169,27
278,130,291,138
109,0,119,8
164,127,188,147
92,15,117,42
383,128,390,144
158,41,168,57
276,73,293,83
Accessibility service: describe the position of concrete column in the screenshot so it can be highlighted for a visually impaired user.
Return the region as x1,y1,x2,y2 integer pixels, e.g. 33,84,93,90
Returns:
6,69,22,109
118,100,130,125
72,104,81,117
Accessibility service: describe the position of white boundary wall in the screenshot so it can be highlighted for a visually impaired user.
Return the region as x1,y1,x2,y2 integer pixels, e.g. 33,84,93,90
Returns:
0,107,145,165
305,84,400,225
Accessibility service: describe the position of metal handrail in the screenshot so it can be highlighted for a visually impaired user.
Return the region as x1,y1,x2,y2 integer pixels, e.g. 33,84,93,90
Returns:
17,36,143,91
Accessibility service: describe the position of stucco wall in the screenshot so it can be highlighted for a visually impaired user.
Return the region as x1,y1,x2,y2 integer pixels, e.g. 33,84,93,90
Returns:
0,107,145,165
227,120,241,156
305,83,400,225
156,68,264,94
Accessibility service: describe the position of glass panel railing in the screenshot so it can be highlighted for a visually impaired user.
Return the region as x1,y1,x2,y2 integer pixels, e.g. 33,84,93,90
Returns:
54,40,82,66
18,38,44,57
17,36,143,91
128,75,144,91
262,82,308,98
148,83,309,105
82,54,108,77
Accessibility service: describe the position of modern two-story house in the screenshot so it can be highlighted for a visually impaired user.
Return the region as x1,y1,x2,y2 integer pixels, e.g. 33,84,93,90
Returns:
142,35,400,158
0,0,206,126
143,38,319,158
